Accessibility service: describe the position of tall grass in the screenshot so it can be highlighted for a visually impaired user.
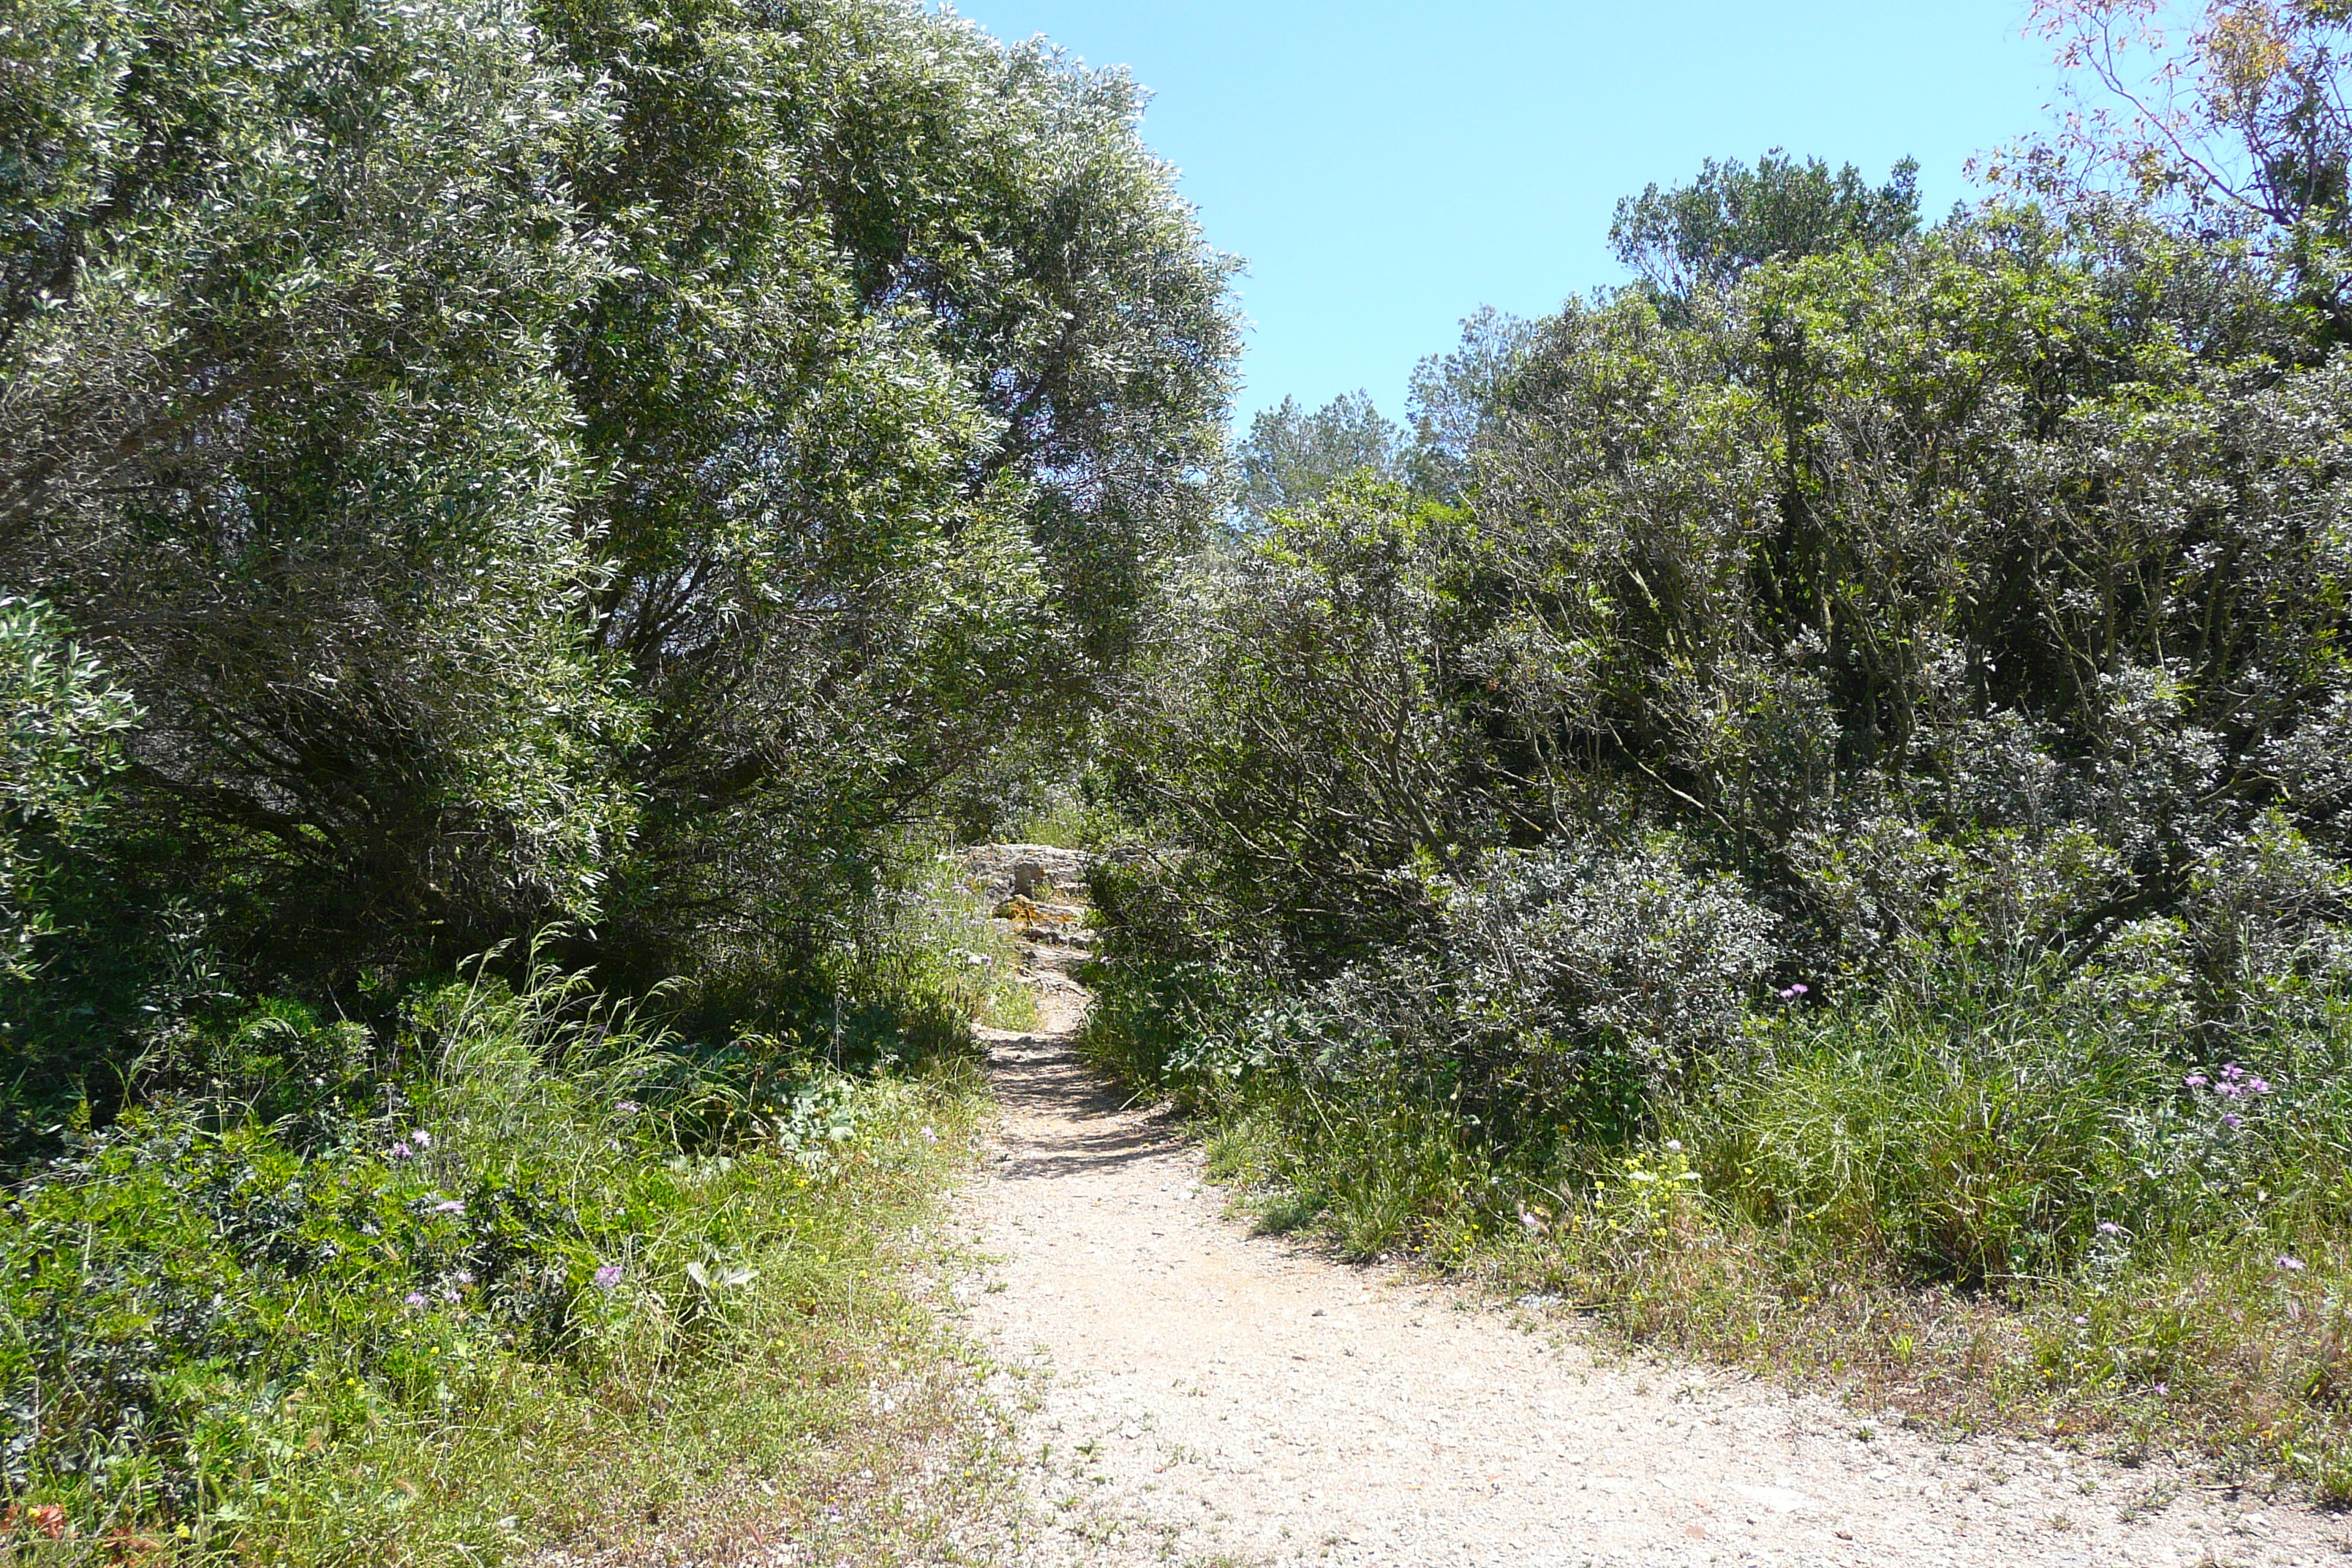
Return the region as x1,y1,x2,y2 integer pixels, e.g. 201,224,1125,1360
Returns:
0,939,1005,1563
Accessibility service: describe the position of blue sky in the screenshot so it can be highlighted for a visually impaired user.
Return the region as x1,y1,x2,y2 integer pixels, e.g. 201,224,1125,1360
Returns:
951,1,2062,425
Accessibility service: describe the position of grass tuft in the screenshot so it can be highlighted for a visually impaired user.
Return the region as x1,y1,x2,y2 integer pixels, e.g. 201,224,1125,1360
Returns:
0,945,1010,1564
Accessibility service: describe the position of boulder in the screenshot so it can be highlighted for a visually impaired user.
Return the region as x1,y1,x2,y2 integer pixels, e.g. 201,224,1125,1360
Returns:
961,843,1094,905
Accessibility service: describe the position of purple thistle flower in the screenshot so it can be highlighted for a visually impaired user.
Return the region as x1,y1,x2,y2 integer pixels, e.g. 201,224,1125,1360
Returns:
592,1262,624,1290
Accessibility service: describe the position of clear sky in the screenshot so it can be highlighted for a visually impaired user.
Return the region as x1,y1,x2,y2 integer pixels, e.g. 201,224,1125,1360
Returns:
949,1,2062,426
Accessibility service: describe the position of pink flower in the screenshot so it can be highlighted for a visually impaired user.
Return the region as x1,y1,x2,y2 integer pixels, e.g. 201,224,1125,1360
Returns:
2278,1255,2307,1273
592,1263,624,1289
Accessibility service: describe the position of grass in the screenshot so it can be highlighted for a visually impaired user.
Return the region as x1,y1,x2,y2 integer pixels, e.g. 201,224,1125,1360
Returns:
0,940,1021,1564
1104,960,2352,1500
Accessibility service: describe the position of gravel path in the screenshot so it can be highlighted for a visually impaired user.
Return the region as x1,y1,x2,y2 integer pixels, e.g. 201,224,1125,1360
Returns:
959,932,2352,1568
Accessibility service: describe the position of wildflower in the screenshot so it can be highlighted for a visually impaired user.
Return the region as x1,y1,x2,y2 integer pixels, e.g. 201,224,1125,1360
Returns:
409,1129,431,1149
2097,1221,2122,1235
2248,1077,2272,1096
442,1287,459,1303
592,1262,624,1290
2278,1255,2307,1273
2073,1314,2088,1325
403,1292,428,1309
920,1125,938,1145
455,1270,475,1286
1665,1139,1683,1153
616,1100,642,1115
1777,982,1810,1000
2153,1383,2168,1397
2223,1112,2244,1128
2184,1073,2209,1089
387,1140,412,1160
433,1199,465,1215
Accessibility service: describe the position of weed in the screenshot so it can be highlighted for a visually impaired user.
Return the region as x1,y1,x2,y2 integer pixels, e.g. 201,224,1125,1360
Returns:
0,953,1000,1564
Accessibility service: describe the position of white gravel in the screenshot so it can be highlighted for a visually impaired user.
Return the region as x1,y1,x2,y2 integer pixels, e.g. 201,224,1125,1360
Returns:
957,940,2352,1568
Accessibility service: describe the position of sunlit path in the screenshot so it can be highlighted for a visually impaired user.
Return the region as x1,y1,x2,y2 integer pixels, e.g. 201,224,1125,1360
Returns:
959,913,2351,1568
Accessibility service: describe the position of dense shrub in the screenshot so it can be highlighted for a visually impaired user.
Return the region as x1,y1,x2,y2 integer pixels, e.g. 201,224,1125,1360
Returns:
0,601,135,981
1185,837,1776,1137
1,0,1236,1104
1099,200,2352,1098
0,950,990,1555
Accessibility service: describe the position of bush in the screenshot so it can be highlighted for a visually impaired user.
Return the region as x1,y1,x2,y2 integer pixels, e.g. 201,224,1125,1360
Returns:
0,951,990,1559
0,600,135,981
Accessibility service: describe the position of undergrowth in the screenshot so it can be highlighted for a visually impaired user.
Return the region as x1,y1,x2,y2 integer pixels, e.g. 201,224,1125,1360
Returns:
0,933,1010,1564
1092,952,2352,1501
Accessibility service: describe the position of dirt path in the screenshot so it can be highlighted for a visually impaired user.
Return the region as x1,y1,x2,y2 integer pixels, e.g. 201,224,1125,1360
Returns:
959,923,2351,1568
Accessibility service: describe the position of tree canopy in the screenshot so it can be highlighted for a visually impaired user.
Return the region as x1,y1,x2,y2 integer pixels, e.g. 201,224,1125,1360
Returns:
1609,148,1922,304
0,0,1237,1112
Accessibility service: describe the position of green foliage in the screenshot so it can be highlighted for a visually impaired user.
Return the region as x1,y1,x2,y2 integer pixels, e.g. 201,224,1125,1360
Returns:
543,0,1237,983
4,0,640,966
0,600,135,979
1609,148,1921,304
1107,198,2352,1036
0,0,1235,1114
0,954,990,1558
1233,391,1406,524
1101,480,1485,973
